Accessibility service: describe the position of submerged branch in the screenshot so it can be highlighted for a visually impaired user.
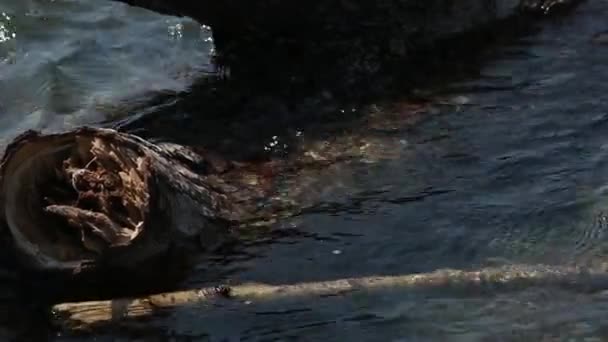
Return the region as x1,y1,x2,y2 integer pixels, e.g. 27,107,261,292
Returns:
52,263,608,331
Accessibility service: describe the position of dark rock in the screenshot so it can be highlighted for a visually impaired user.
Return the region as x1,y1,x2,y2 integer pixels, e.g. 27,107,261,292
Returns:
113,1,583,58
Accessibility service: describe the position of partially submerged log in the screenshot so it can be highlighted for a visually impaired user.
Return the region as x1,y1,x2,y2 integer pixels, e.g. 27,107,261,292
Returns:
0,128,270,274
52,263,608,331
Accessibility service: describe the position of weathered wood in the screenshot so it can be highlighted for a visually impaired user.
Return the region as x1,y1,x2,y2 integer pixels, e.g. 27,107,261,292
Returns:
52,263,608,331
0,127,276,274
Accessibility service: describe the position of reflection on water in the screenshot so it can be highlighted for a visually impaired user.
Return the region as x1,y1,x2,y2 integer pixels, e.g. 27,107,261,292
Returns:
3,0,608,341
0,11,16,45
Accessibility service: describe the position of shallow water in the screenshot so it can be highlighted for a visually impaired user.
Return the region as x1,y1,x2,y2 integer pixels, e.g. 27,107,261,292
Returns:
3,0,608,341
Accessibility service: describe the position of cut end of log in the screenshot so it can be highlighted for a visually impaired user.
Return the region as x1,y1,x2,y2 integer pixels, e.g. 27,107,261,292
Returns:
0,129,151,271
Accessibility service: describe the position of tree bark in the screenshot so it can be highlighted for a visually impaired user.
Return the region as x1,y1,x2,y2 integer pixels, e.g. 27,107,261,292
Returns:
0,127,278,274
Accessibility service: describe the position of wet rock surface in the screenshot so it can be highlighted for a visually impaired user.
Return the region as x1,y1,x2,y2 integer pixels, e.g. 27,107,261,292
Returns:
112,0,584,79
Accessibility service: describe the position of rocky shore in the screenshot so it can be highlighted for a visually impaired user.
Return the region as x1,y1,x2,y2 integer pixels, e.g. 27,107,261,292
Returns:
112,0,583,79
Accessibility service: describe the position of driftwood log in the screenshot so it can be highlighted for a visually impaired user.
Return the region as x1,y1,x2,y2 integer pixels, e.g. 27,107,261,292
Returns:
52,263,608,331
0,127,287,274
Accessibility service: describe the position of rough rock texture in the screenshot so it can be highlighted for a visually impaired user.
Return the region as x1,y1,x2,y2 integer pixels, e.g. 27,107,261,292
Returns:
114,1,581,54
110,0,584,81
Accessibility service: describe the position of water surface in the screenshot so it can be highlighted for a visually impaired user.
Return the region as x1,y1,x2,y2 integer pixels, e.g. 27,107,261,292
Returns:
0,0,213,145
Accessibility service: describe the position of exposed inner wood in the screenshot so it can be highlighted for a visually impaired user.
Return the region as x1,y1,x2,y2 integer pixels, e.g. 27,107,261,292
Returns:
42,137,147,256
1,132,150,270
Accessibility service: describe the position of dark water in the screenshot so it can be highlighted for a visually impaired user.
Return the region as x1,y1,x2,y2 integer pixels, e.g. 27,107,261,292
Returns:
3,0,608,341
